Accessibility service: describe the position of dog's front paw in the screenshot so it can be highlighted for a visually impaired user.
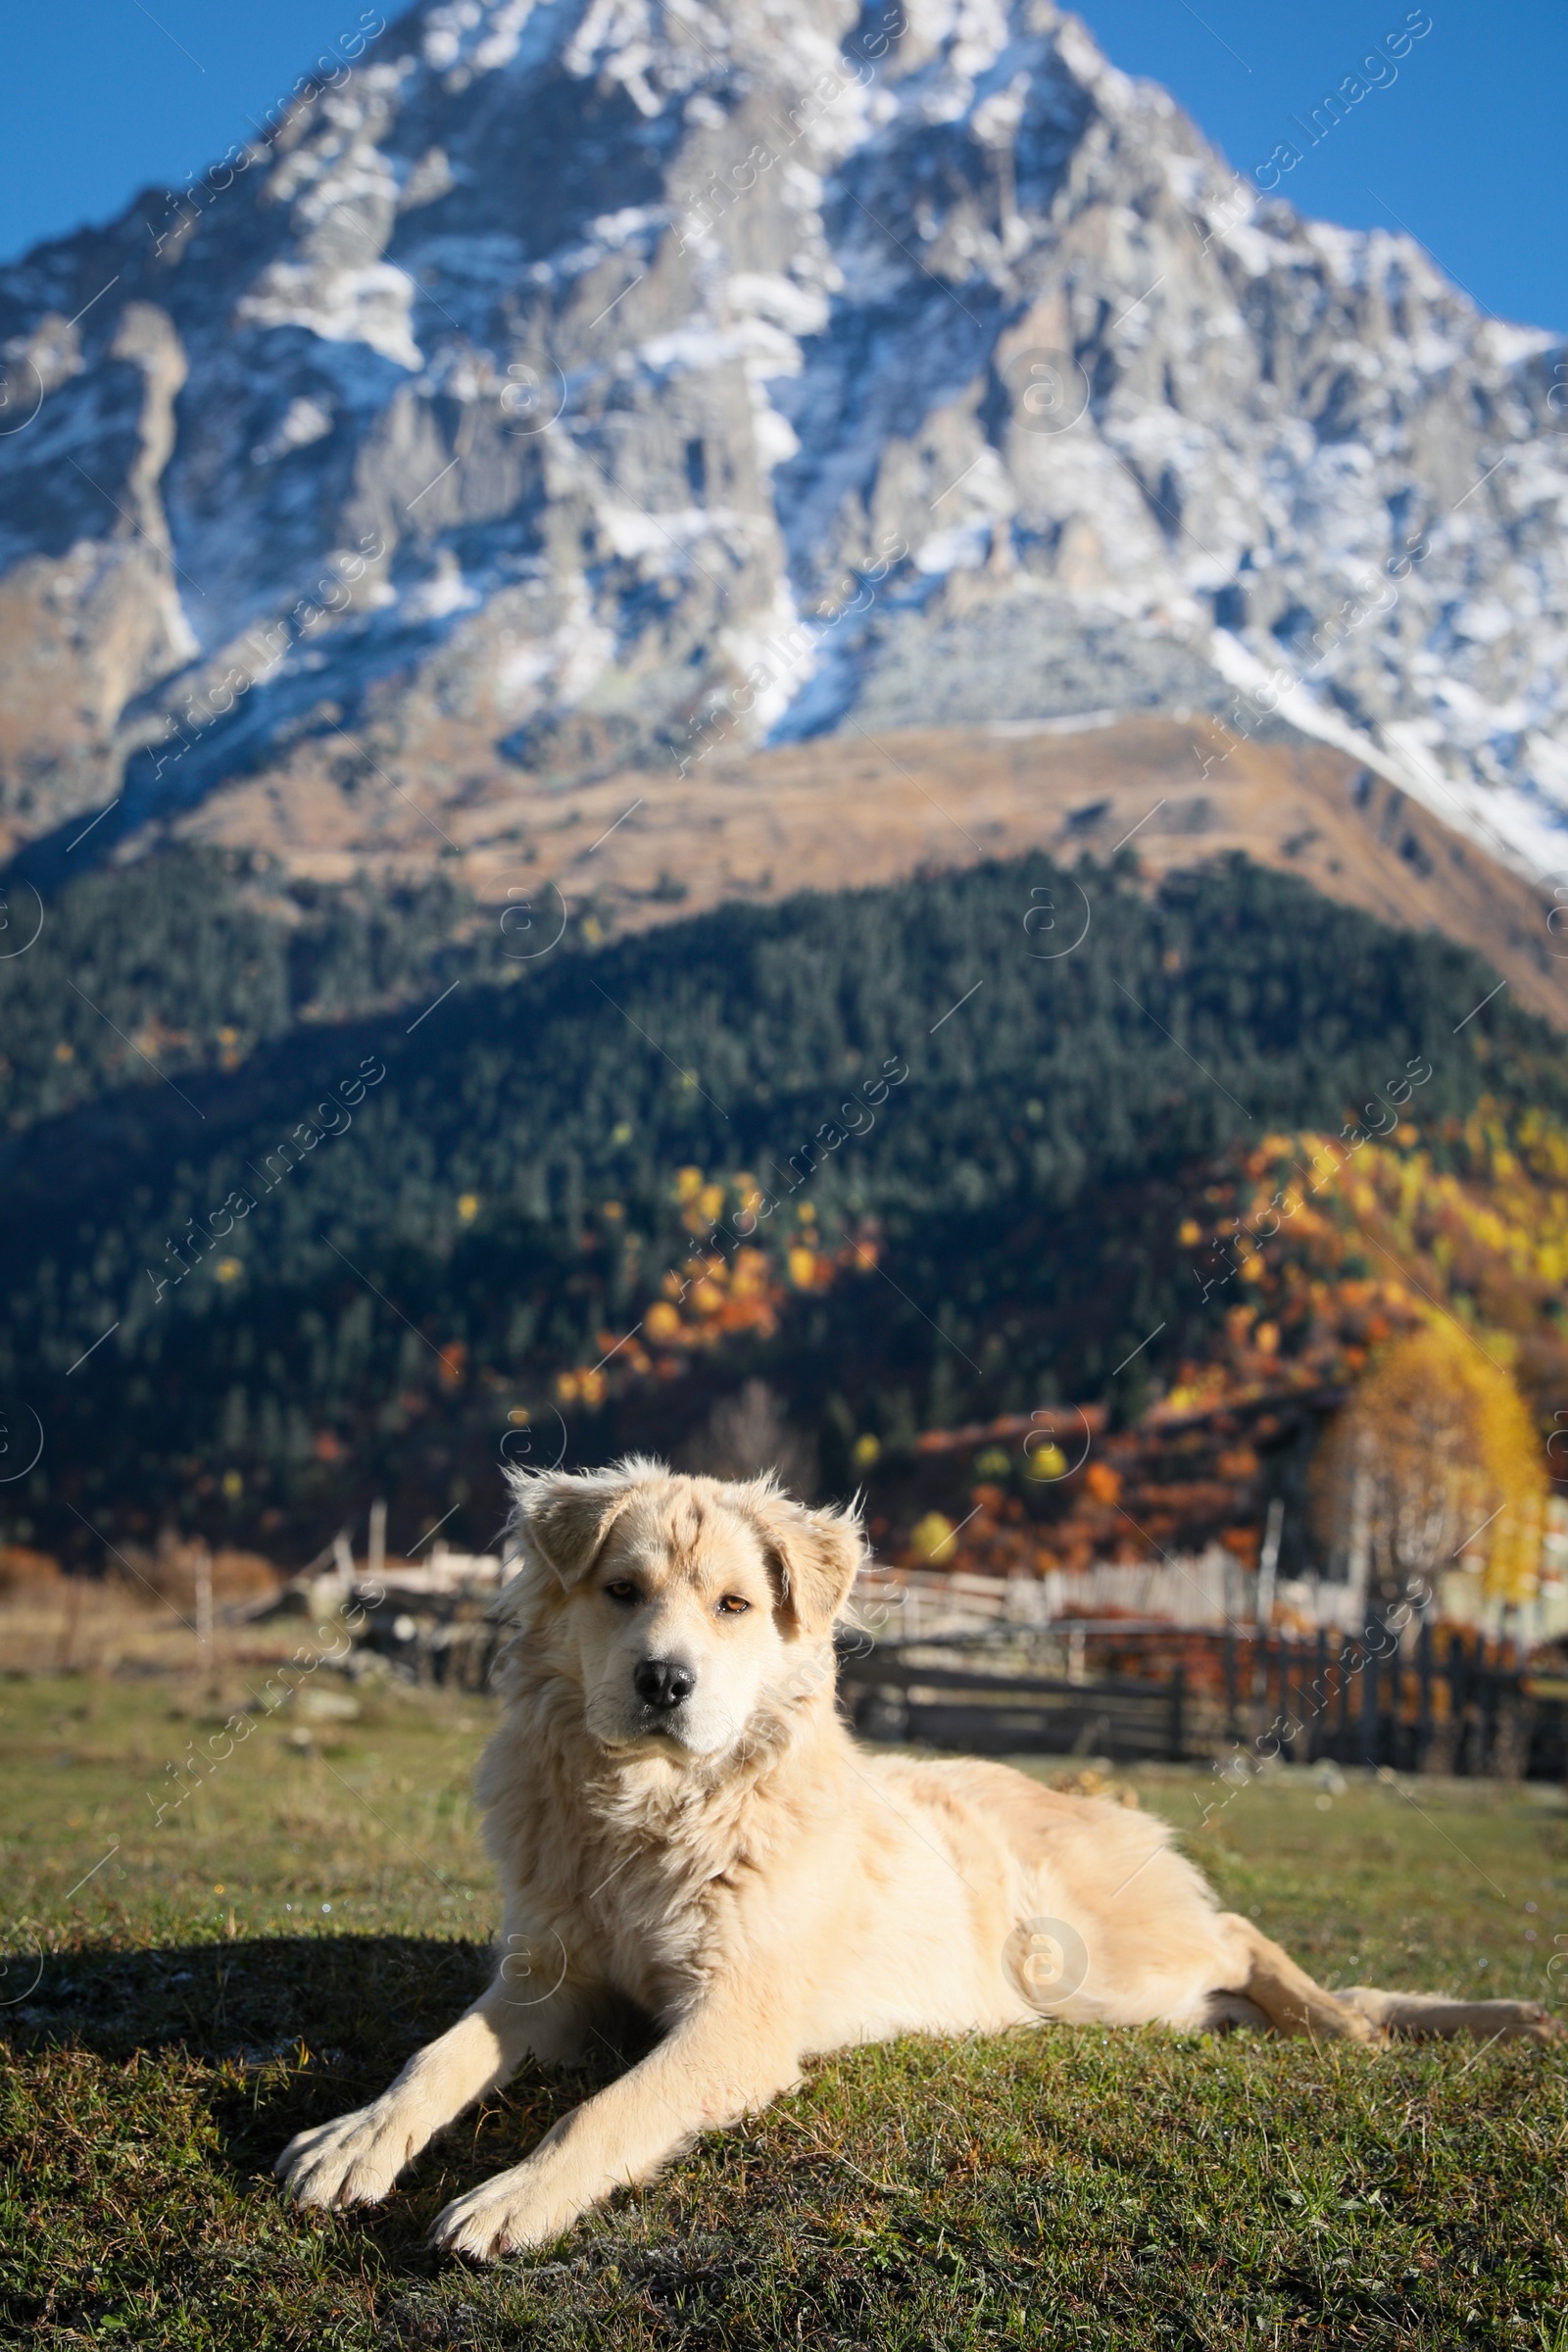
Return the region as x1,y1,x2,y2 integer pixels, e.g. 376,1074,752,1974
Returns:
275,2101,415,2209
430,2165,580,2263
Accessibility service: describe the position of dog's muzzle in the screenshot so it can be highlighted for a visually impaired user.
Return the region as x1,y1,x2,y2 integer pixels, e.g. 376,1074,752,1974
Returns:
633,1656,696,1712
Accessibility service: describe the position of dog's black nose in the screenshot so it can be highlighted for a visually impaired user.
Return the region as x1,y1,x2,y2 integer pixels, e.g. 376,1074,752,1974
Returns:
634,1657,695,1710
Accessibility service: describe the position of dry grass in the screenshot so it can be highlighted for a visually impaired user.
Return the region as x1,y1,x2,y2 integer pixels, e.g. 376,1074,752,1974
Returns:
0,1589,301,1681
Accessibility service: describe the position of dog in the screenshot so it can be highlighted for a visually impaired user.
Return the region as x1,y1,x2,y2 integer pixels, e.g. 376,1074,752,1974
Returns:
277,1459,1557,2259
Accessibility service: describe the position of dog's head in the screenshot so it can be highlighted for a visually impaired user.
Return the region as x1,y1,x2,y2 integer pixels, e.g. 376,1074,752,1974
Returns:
500,1457,863,1760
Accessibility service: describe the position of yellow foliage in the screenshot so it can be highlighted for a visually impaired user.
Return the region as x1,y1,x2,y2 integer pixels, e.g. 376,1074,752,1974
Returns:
1313,1320,1547,1606
729,1250,769,1297
910,1512,957,1565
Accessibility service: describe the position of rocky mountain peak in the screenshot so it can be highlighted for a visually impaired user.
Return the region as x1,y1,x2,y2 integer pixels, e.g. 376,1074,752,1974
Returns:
1,0,1564,879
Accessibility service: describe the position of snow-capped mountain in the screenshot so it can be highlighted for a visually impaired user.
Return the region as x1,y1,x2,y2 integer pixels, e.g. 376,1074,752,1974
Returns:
2,0,1566,876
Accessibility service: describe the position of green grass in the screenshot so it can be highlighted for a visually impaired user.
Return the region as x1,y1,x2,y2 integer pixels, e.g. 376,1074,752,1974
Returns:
4,1674,1568,2348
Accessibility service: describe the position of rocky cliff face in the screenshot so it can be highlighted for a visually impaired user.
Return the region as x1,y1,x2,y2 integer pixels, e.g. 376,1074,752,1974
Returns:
2,0,1565,878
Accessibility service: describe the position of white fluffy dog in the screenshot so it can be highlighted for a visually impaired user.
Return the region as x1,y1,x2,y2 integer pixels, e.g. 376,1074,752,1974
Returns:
277,1460,1556,2259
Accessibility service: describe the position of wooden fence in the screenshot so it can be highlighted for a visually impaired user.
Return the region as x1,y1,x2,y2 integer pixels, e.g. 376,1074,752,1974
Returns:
839,1642,1186,1760
1195,1620,1565,1780
837,1622,1568,1779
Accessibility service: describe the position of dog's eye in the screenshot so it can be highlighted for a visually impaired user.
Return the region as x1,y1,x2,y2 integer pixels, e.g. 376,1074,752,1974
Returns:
602,1580,640,1605
715,1594,751,1616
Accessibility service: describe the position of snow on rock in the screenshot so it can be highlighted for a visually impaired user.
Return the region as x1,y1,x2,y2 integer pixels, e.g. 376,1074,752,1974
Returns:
0,0,1565,874
234,259,423,370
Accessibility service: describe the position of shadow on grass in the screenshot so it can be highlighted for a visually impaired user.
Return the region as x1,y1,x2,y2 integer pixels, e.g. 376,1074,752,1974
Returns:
11,1929,496,2069
5,1930,653,2246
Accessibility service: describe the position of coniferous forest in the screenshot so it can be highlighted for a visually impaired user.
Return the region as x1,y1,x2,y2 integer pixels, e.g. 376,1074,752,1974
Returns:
1,843,1564,1569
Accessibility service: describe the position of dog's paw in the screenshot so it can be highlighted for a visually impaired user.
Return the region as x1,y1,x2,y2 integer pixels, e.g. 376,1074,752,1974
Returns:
275,2101,415,2209
1493,2001,1563,2046
429,2166,578,2263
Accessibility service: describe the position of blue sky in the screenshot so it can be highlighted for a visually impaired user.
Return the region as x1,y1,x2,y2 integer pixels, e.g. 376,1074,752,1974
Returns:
1,1,1562,332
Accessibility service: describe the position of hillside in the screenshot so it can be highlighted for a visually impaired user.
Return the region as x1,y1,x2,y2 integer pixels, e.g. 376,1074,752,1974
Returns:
156,710,1568,1032
5,713,1565,1164
4,848,1565,1575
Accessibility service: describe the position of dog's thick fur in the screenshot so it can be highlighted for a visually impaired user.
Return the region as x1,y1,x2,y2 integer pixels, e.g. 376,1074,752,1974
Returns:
278,1461,1556,2259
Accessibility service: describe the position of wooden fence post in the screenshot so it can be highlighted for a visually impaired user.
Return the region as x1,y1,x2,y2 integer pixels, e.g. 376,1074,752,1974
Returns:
1490,1644,1529,1781
1447,1632,1468,1775
1223,1629,1237,1747
1169,1665,1185,1762
1337,1639,1353,1763
1417,1618,1434,1771
1283,1640,1296,1750
194,1546,215,1691
1360,1630,1380,1769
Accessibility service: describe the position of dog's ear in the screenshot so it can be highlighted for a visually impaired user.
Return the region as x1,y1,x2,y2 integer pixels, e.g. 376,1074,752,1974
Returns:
742,1486,865,1636
506,1459,657,1589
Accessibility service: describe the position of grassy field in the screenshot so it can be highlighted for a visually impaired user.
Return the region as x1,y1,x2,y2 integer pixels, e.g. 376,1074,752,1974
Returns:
3,1670,1567,2349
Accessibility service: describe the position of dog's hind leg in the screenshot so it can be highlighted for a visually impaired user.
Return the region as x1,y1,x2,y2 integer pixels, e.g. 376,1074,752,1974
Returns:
1338,1986,1561,2043
1213,1915,1383,2044
1194,1990,1274,2034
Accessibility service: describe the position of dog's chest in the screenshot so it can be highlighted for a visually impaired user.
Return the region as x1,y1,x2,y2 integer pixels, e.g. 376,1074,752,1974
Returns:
581,1853,723,2016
